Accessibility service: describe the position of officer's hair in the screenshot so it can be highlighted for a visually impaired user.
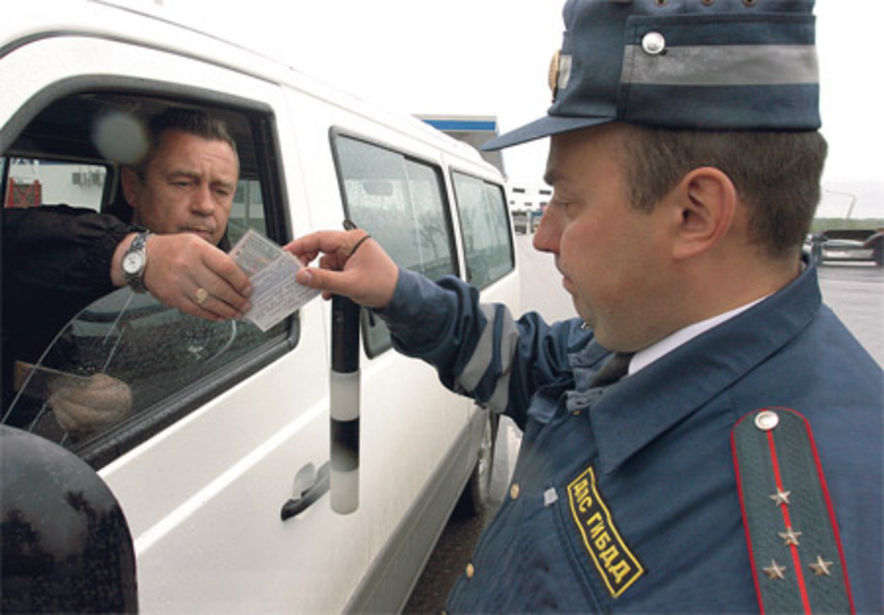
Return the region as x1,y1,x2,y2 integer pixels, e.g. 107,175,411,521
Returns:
133,107,239,177
619,126,827,259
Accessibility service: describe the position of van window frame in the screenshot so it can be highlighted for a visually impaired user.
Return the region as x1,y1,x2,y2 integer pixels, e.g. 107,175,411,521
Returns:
1,76,298,468
328,127,460,358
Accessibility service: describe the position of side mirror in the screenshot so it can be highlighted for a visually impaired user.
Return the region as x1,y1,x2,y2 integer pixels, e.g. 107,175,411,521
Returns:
1,425,138,613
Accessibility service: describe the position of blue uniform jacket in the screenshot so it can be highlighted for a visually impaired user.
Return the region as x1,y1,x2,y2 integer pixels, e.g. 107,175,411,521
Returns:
380,261,882,613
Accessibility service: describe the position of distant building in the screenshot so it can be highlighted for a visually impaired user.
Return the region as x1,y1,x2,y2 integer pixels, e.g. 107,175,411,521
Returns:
417,115,505,176
507,183,552,213
416,116,552,232
506,182,552,233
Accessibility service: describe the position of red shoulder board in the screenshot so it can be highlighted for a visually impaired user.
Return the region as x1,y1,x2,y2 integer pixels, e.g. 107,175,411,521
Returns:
731,407,855,615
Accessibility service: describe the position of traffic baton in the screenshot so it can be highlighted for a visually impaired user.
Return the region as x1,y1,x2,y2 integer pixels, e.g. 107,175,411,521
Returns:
330,295,360,514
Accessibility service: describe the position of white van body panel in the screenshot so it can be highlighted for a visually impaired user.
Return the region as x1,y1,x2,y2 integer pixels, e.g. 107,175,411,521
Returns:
1,2,519,613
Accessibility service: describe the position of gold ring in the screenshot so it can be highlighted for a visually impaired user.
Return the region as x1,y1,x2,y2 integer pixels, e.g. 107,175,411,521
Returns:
195,287,209,305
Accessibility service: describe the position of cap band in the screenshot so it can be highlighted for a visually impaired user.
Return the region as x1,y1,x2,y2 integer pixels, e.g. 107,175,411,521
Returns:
623,45,818,87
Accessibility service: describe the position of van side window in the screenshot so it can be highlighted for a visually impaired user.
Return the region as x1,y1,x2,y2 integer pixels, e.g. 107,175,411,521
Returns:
451,172,514,288
2,93,290,466
332,134,457,356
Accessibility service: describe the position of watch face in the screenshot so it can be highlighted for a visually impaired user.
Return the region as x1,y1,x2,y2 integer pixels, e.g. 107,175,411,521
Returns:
123,251,145,274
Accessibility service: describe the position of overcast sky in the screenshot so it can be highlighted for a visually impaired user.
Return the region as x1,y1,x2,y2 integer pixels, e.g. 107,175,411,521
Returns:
156,0,882,217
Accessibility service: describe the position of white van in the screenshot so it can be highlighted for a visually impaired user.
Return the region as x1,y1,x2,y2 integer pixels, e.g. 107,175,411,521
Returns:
0,2,519,613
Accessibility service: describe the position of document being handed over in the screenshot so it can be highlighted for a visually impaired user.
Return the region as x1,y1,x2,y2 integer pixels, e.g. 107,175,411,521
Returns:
229,229,320,331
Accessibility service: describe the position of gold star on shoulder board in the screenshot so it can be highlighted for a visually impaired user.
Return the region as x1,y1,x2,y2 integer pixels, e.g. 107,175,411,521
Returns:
769,488,791,506
809,555,834,576
778,526,802,546
763,560,787,580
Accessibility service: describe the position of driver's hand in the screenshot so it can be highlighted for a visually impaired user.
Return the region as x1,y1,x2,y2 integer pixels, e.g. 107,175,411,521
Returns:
143,233,252,321
49,373,133,435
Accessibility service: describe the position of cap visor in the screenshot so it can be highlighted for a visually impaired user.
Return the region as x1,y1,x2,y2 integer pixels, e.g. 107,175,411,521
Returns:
481,114,611,151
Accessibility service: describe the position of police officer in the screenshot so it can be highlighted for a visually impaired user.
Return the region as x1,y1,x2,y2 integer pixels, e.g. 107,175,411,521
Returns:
286,0,882,612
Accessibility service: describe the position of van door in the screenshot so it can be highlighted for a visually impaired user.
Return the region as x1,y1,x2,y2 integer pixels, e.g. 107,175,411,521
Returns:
0,32,349,613
280,83,491,609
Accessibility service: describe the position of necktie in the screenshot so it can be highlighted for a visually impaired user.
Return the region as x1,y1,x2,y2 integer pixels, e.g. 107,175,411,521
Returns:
590,352,634,387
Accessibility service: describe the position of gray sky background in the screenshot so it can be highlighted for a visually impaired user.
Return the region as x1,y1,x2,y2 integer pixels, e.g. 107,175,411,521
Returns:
153,0,882,218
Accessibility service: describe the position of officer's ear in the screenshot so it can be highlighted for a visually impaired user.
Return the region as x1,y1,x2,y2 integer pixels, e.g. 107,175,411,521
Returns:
668,167,737,261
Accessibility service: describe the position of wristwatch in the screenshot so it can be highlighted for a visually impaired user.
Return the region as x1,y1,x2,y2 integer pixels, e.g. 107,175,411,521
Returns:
121,230,151,293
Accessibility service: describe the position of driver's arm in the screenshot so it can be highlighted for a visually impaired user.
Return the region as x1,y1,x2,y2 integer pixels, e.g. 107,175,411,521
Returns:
2,204,133,294
3,204,251,320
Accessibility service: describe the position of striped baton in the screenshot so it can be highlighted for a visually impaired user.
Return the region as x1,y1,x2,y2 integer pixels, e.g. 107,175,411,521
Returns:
330,295,360,514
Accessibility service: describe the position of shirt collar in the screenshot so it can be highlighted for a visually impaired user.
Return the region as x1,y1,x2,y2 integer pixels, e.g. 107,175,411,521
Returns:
629,295,769,376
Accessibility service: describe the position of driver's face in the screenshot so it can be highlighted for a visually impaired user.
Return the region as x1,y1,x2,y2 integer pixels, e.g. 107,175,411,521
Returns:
125,129,238,246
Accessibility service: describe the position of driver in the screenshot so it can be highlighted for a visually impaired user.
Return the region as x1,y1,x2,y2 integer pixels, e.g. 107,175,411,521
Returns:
2,107,250,432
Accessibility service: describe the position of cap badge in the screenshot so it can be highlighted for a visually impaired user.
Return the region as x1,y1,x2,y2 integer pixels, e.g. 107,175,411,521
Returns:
548,50,572,102
548,50,560,101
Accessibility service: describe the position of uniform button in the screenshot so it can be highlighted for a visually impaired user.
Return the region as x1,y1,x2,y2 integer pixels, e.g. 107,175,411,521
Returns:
755,410,779,431
465,563,475,578
641,31,666,55
510,483,520,500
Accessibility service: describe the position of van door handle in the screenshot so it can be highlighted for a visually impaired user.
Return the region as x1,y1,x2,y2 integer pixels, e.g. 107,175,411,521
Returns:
280,462,330,521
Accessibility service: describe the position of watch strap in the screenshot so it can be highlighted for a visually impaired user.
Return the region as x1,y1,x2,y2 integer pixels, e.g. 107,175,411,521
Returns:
122,230,151,293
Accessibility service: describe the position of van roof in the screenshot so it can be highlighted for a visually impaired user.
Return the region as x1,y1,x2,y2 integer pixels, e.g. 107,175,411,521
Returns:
2,0,495,172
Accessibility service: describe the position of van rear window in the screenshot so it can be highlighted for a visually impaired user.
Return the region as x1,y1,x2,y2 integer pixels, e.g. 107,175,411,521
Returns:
451,172,514,288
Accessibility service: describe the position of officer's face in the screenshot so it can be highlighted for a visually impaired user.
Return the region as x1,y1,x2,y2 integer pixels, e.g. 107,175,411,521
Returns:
123,129,238,246
534,124,674,351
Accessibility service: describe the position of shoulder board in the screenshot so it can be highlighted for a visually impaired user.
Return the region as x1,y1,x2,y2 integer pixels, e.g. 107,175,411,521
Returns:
731,407,855,615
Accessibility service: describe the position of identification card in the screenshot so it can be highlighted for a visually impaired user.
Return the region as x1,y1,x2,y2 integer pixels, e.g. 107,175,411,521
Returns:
229,229,320,331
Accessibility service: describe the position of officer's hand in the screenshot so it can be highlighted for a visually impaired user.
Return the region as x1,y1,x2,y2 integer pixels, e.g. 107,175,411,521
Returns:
50,373,133,435
143,234,252,320
284,230,398,309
